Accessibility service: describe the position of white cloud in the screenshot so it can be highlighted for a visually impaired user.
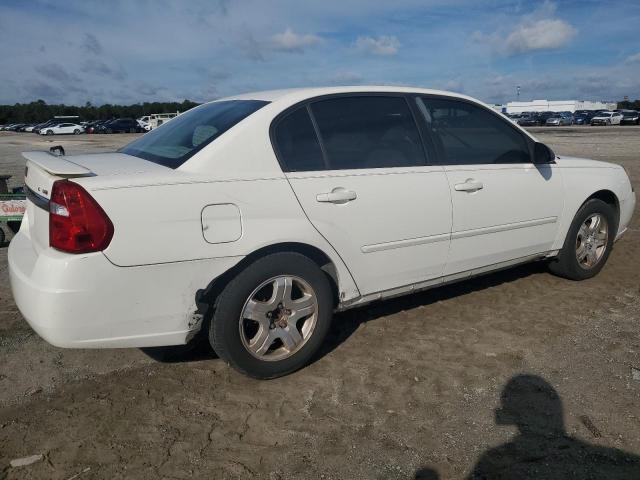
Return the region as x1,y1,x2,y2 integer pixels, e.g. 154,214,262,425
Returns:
504,18,576,55
354,35,400,55
472,1,576,56
270,28,322,53
625,52,640,64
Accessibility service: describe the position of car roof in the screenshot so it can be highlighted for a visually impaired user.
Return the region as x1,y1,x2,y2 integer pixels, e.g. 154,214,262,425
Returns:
218,85,485,106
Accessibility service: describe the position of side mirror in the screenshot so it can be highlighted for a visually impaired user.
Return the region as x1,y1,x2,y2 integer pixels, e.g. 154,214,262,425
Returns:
534,142,555,164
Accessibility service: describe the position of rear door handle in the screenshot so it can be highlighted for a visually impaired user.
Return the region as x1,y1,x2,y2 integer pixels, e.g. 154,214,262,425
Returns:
316,188,357,204
454,179,484,192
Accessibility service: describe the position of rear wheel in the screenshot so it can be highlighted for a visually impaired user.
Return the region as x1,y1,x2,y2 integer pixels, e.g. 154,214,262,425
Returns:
210,252,333,379
106,128,113,134
549,199,616,280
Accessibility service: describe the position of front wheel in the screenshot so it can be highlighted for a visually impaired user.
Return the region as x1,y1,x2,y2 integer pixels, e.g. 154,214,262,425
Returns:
549,199,616,280
210,252,333,379
46,130,53,135
74,129,81,134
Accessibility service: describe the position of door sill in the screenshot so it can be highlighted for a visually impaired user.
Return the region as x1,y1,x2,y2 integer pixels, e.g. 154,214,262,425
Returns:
337,251,553,311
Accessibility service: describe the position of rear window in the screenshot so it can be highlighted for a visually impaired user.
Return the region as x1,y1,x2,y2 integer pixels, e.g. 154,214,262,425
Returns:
120,100,269,168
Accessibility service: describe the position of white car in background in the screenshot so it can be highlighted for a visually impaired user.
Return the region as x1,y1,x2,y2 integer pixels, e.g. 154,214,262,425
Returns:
590,111,623,126
39,123,85,135
137,119,151,132
9,86,636,379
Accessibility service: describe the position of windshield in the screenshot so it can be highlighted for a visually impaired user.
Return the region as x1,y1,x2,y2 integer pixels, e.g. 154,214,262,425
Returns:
597,112,612,117
623,111,638,116
120,100,269,168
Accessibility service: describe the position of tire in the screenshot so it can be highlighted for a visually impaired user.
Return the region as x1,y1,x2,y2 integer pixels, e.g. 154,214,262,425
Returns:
74,129,80,135
0,227,5,247
46,130,53,135
549,199,617,280
129,128,135,133
210,252,333,379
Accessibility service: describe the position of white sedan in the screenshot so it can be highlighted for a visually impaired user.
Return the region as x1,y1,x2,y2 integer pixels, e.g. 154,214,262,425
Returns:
590,111,623,126
9,86,636,378
39,123,84,135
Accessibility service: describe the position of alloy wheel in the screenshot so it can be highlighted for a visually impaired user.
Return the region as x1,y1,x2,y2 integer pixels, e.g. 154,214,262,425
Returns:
575,213,608,269
239,275,318,361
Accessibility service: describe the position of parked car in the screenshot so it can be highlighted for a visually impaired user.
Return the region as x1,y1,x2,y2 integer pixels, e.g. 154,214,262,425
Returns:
620,110,640,125
97,118,141,133
8,87,635,379
517,115,539,126
545,113,573,126
137,113,179,131
535,111,555,125
33,120,63,134
40,123,85,135
590,111,623,126
84,120,109,134
573,113,591,125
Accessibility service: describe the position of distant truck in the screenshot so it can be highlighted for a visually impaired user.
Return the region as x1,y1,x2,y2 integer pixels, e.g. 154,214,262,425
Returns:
137,112,179,131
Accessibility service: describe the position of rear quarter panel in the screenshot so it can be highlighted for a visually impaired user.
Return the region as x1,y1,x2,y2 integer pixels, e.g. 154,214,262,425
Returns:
85,177,361,301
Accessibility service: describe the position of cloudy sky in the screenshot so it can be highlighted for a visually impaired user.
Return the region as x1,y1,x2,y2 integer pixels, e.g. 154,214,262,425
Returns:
0,0,639,105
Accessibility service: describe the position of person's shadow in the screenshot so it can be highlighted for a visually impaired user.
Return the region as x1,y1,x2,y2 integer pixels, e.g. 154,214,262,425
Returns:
415,374,640,479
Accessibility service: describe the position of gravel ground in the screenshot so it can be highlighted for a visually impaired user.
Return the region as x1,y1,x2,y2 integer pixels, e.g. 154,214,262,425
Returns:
0,128,639,479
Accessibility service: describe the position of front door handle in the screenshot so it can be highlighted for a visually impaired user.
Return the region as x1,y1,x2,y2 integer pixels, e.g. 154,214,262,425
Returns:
454,179,484,192
316,188,357,204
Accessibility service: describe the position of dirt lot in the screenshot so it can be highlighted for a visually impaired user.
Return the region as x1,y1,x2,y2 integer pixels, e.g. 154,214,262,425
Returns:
0,128,639,479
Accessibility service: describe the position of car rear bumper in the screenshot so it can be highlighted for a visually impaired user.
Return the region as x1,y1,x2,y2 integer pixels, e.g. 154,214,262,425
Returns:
8,227,243,348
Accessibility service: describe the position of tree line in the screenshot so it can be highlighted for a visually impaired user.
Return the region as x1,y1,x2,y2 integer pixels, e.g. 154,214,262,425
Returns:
2,98,639,125
0,99,200,124
616,99,640,110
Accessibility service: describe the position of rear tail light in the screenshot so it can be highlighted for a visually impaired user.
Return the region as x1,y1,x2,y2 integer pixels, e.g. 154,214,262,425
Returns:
49,180,114,253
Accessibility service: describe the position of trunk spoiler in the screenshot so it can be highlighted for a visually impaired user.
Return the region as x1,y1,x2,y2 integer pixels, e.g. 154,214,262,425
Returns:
22,151,93,177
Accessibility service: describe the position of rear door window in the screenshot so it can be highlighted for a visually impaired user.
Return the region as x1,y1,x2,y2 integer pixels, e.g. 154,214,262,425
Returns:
310,96,427,170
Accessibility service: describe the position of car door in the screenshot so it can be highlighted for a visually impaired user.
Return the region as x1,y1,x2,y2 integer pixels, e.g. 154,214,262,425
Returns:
273,95,452,296
415,96,563,276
